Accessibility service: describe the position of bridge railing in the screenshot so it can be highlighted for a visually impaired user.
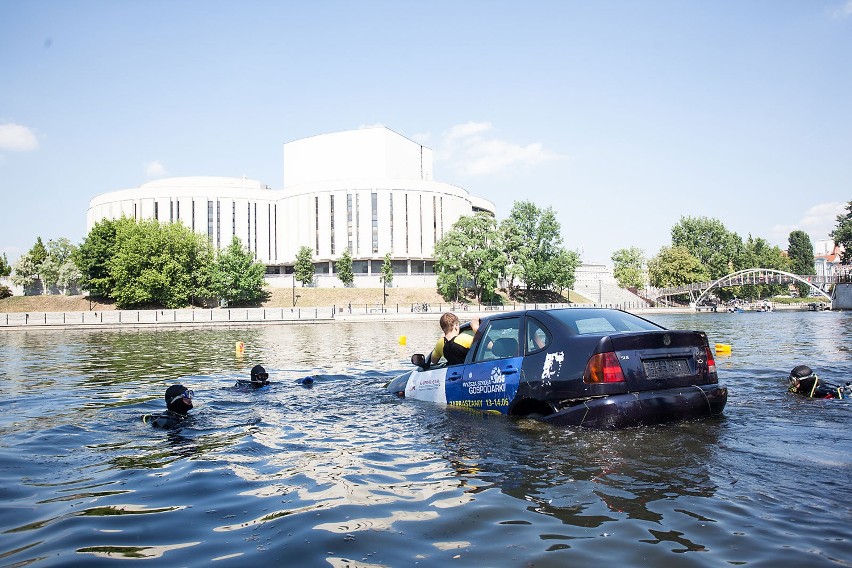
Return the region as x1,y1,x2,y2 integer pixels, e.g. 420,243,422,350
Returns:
649,268,849,300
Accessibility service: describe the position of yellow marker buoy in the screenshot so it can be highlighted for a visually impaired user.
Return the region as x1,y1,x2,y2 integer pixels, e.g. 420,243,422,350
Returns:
715,343,731,354
236,341,245,354
399,335,407,346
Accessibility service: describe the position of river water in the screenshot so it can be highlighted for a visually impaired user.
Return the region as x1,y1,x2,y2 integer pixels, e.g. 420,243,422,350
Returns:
0,310,849,567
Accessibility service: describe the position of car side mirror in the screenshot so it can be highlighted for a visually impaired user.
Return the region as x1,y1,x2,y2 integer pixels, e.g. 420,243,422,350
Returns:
411,353,427,369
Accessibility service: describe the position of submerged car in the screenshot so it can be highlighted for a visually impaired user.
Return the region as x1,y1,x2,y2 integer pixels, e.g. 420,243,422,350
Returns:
386,308,727,428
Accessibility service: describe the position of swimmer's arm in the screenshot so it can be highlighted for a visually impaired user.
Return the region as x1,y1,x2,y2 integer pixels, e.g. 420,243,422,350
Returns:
429,337,445,365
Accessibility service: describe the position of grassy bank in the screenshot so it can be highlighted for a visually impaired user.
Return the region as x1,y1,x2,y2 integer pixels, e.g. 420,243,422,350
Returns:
0,288,593,313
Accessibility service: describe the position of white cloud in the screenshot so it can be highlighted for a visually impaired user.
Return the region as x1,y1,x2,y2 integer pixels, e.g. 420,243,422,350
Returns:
145,160,168,178
446,121,493,141
833,0,852,18
0,123,39,151
434,122,562,176
770,201,846,245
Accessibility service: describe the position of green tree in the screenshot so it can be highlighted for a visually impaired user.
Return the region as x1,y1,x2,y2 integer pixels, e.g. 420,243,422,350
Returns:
214,236,267,304
611,247,646,289
46,237,76,265
29,237,47,267
39,256,60,294
435,212,505,302
0,253,11,277
787,230,815,298
57,261,82,295
552,248,581,293
336,248,354,287
830,200,852,264
76,217,128,298
37,238,79,294
294,246,315,287
502,201,574,292
737,235,790,299
648,246,709,288
380,253,393,303
11,253,41,295
498,213,525,293
110,219,214,309
671,216,743,279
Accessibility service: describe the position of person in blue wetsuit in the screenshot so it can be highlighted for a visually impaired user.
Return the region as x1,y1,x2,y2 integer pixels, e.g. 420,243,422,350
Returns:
142,384,195,428
235,364,271,389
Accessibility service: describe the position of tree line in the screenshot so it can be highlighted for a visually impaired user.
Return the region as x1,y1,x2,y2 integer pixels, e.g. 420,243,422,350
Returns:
610,199,852,301
4,199,850,307
7,217,266,309
286,200,580,303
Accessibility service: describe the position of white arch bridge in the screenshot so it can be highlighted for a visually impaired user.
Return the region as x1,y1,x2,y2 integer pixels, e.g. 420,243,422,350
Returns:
650,268,833,305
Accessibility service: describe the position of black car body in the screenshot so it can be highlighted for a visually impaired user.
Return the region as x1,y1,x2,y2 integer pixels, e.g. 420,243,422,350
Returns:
387,308,727,429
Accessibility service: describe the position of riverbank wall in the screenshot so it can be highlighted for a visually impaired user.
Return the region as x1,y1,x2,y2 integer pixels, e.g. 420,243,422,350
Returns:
832,283,852,310
0,302,811,332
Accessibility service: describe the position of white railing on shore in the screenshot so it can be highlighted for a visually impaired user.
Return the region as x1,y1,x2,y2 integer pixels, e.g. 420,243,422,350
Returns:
0,301,665,329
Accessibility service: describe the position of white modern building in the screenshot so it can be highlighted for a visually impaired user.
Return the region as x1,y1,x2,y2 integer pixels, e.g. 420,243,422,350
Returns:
87,127,496,284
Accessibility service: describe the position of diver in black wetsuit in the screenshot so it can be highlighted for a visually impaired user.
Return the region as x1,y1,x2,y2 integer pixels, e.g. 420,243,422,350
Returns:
142,384,195,428
788,365,851,399
235,365,271,389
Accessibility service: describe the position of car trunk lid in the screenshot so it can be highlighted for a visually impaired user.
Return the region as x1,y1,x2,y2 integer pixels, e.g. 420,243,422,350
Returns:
607,330,717,390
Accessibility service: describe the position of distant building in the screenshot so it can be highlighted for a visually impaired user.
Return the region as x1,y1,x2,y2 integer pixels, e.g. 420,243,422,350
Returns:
87,127,495,282
814,239,845,281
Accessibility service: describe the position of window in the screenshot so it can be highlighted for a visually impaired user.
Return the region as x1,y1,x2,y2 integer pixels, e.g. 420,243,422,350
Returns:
355,193,360,254
473,317,521,362
232,201,236,239
216,200,221,249
526,317,552,353
154,201,159,221
315,196,320,254
347,193,353,253
405,193,409,254
371,192,378,254
550,308,663,335
207,200,214,243
191,201,196,231
389,193,394,251
247,203,251,252
433,196,437,244
170,200,174,222
330,195,335,255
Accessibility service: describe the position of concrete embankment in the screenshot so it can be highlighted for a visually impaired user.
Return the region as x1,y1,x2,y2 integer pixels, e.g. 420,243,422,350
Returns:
0,302,811,332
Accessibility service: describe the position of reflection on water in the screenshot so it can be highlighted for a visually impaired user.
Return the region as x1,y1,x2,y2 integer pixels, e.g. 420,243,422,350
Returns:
0,312,850,566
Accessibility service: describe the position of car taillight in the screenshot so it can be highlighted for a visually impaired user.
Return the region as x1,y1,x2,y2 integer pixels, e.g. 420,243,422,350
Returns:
705,346,717,375
584,352,626,384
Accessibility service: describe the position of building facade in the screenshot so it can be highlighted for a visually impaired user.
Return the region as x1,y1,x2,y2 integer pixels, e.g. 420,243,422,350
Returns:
86,127,495,281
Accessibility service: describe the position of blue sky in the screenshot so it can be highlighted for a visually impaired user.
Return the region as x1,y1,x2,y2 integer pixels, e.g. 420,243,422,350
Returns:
1,0,850,266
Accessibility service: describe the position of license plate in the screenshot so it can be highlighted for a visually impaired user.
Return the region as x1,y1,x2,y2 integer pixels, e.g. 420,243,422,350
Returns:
643,358,690,379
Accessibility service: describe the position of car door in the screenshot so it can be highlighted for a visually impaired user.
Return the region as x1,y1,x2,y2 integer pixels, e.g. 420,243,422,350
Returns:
445,316,523,414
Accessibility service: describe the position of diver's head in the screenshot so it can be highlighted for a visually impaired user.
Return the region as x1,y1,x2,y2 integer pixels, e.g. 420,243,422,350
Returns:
788,365,815,390
165,384,194,414
250,365,269,385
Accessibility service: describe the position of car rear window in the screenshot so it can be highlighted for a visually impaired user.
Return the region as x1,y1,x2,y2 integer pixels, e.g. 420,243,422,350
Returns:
550,309,663,335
